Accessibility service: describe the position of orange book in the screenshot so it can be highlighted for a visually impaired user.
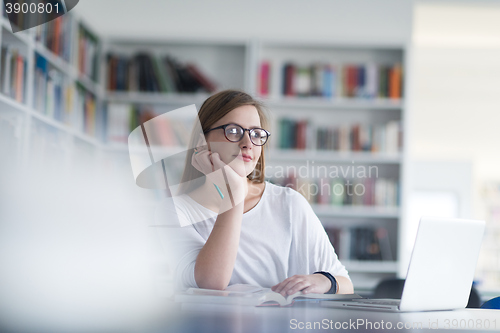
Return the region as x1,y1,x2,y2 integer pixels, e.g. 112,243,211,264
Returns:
79,35,85,75
53,17,62,55
389,63,402,99
15,54,24,102
85,94,96,135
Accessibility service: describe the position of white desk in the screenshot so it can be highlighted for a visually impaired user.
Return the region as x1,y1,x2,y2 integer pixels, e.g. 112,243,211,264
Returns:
154,301,500,333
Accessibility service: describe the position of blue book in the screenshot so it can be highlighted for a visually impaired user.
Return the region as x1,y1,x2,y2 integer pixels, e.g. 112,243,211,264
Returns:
357,65,365,97
322,65,333,98
35,54,48,77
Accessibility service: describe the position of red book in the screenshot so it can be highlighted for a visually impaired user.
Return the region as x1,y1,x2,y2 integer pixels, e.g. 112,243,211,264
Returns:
352,124,360,151
107,56,116,91
347,66,358,97
344,66,351,97
53,17,61,55
284,63,295,96
296,120,307,149
259,61,270,96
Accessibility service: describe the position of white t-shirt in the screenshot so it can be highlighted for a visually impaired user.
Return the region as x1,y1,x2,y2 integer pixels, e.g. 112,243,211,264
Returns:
155,181,350,291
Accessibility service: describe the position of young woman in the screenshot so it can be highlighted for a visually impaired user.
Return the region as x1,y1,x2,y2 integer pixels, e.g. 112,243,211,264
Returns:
162,89,353,296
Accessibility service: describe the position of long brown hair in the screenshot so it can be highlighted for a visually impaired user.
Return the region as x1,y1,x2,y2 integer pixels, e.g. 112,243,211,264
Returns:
176,90,269,195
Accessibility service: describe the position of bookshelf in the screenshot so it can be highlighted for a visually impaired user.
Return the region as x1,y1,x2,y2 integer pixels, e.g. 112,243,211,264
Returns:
256,41,407,290
0,11,104,161
0,10,407,291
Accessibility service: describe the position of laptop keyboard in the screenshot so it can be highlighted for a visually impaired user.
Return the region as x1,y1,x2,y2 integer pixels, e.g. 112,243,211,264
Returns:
358,299,401,306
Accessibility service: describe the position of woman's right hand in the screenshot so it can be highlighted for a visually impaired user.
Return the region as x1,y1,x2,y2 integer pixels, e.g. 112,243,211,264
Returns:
191,135,248,209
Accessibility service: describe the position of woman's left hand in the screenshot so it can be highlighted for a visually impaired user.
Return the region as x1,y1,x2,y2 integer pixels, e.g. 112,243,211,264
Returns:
271,274,331,297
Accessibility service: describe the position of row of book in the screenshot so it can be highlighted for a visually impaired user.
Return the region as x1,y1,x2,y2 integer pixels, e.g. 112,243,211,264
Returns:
34,53,71,120
259,61,403,99
325,227,393,261
3,8,98,81
0,46,27,103
35,14,73,63
106,103,191,146
278,118,402,153
33,53,99,137
78,26,99,82
269,176,400,207
106,53,217,93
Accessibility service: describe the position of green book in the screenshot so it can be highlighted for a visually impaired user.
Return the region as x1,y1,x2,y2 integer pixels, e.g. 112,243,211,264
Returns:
331,178,344,206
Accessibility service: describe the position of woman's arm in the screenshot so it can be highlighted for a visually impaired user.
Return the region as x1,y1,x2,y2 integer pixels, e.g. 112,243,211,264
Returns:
278,188,353,296
271,273,354,296
335,275,354,294
194,201,243,290
192,152,248,290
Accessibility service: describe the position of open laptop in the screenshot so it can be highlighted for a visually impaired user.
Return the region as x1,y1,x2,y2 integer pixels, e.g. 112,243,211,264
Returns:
323,216,485,312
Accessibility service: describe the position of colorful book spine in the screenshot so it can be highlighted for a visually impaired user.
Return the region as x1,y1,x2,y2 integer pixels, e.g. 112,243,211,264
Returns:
78,25,99,81
259,61,270,96
35,15,73,63
275,62,403,99
278,118,402,153
1,47,27,104
15,53,24,102
269,176,399,207
106,53,218,93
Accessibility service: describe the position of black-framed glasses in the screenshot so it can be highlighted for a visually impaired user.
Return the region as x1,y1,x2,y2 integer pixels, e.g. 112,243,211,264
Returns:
204,123,271,146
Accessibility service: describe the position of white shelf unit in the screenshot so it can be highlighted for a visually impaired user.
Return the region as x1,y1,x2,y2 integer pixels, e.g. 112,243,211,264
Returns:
0,13,105,167
256,40,407,291
1,12,408,292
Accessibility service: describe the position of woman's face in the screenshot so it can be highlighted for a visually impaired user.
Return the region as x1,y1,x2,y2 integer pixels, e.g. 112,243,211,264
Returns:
205,105,263,177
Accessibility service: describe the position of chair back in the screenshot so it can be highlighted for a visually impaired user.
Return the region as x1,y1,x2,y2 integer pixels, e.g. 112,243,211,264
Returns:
481,296,500,309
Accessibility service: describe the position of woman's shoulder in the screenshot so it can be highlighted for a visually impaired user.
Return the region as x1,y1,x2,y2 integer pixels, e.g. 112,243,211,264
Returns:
262,182,317,227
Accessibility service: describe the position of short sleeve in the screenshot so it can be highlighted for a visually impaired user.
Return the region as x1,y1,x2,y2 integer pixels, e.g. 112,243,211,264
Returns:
153,197,206,291
286,189,350,280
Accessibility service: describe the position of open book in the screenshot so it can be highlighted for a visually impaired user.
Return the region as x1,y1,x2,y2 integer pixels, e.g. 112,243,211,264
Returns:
175,284,361,306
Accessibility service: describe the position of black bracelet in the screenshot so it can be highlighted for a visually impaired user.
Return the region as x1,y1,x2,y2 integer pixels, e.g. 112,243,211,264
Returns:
314,271,337,294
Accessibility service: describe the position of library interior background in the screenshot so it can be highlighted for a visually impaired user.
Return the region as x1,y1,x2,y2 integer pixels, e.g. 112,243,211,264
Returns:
1,0,500,328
